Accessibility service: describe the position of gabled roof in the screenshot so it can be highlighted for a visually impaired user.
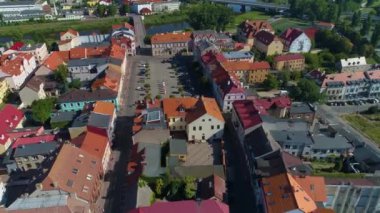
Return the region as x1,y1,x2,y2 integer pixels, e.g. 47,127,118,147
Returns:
186,97,224,123
42,52,65,71
60,29,79,37
11,134,56,149
162,97,198,118
255,30,278,45
42,144,102,203
9,42,25,51
253,96,291,114
197,174,226,201
0,104,24,145
293,176,327,202
261,173,318,213
239,20,274,39
280,28,305,43
13,141,60,158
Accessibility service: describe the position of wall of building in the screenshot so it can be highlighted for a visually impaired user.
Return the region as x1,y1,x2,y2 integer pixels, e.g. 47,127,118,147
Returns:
248,69,269,84
186,114,224,142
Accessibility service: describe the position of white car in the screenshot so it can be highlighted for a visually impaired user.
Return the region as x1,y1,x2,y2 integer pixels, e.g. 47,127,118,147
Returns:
136,86,144,91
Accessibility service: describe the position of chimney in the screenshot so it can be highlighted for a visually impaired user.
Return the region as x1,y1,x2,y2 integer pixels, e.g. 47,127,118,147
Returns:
0,134,4,140
53,182,59,188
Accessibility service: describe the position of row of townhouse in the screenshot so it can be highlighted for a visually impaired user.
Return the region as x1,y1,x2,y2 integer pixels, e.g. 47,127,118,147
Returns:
13,24,128,109
230,100,331,213
321,69,380,102
127,0,181,15
1,101,117,212
59,25,136,56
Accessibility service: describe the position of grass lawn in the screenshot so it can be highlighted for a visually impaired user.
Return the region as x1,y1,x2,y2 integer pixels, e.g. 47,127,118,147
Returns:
312,171,366,178
343,114,380,146
225,11,271,32
0,17,129,43
311,161,335,171
143,11,188,26
271,18,312,34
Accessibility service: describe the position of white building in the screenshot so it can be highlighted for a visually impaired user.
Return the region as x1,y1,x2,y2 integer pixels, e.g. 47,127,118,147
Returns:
0,53,37,90
339,57,370,73
0,0,42,13
152,1,180,12
280,28,311,53
162,97,225,142
131,2,152,14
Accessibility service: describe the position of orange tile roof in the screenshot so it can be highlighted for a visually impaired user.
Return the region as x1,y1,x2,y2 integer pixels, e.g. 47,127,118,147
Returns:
151,32,191,44
162,97,198,118
221,61,270,72
92,76,119,92
112,22,134,30
93,101,115,116
42,52,65,70
80,131,108,161
262,173,317,213
0,53,34,76
60,29,79,37
109,44,126,60
186,97,224,123
293,176,327,203
42,144,102,203
58,39,72,45
56,51,70,62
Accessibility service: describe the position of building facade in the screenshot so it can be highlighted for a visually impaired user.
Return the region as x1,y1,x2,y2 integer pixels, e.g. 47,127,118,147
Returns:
280,28,311,53
274,53,305,71
254,30,283,56
151,32,191,56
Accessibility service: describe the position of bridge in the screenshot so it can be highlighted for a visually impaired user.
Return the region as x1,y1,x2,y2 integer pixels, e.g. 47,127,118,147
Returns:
209,0,290,11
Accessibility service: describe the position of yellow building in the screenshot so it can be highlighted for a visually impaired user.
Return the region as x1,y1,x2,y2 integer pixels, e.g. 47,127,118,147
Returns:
254,30,283,56
87,0,99,7
0,78,9,104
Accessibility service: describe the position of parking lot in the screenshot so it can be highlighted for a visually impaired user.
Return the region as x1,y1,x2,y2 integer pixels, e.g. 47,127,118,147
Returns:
327,98,380,114
129,55,211,105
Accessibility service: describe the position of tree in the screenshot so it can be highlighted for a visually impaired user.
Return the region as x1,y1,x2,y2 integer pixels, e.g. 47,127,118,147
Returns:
351,11,361,27
54,65,68,84
183,176,196,199
289,79,322,103
262,74,279,90
31,98,55,123
155,178,164,196
120,4,130,15
108,4,118,16
360,15,371,36
371,23,380,46
279,70,291,87
167,179,182,201
97,4,106,17
69,79,81,89
186,2,232,31
304,53,320,69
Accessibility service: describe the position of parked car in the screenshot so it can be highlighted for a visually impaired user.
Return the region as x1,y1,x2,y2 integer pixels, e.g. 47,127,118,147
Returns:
136,86,144,91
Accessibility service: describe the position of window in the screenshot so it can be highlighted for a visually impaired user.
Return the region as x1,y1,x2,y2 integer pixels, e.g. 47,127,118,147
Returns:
172,118,175,122
91,160,97,165
179,126,183,130
82,185,89,193
217,125,220,129
202,119,205,122
211,125,214,130
72,168,79,175
66,179,74,187
199,126,202,130
86,174,93,181
180,118,183,122
193,126,196,131
173,126,176,130
202,135,205,140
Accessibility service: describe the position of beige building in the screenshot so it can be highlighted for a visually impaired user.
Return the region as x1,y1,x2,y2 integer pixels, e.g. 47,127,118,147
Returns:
163,97,225,142
237,20,274,47
274,53,305,71
0,78,9,105
151,32,191,56
254,30,283,56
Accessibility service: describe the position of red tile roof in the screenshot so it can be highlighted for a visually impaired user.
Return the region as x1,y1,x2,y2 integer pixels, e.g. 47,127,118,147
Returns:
129,200,229,213
274,53,304,62
79,131,108,162
112,22,134,30
293,176,327,203
139,7,152,14
9,42,24,51
151,32,191,44
42,52,65,71
239,20,274,39
42,144,102,203
0,105,24,145
93,101,115,116
304,27,318,40
11,134,56,149
221,61,270,72
253,96,291,114
232,100,262,130
280,28,305,43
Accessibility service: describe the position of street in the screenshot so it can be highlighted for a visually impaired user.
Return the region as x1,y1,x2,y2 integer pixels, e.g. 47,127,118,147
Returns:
317,104,380,152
